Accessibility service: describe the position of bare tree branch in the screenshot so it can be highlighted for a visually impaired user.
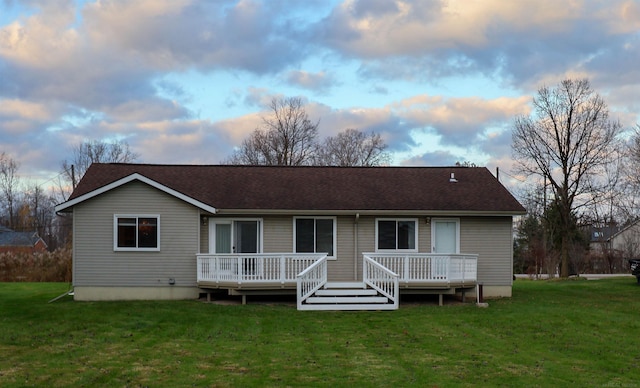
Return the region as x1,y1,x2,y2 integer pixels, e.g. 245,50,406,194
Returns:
61,139,139,190
227,97,319,166
315,129,391,167
0,152,20,229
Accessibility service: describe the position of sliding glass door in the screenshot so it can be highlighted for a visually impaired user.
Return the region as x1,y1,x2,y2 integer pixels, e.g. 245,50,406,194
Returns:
209,219,261,254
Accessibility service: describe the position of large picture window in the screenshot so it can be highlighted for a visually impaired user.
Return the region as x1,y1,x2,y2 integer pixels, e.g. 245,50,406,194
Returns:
294,217,336,258
114,215,160,251
376,219,417,251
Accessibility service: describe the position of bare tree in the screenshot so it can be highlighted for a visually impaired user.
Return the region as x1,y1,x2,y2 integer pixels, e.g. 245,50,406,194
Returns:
62,139,139,190
512,78,622,277
315,129,390,166
623,125,640,216
227,97,319,165
20,182,56,246
0,152,20,228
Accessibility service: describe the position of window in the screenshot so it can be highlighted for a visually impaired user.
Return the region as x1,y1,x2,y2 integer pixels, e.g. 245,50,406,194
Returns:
294,217,336,258
114,215,160,251
376,219,417,251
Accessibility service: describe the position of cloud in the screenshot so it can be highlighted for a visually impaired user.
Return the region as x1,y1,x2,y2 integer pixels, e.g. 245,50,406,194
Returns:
105,98,191,123
392,94,530,147
284,70,337,92
314,0,640,88
399,150,459,167
133,119,236,164
0,98,65,136
81,0,309,74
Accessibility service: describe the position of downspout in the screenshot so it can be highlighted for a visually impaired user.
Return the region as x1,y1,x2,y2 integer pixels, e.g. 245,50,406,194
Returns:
354,213,360,281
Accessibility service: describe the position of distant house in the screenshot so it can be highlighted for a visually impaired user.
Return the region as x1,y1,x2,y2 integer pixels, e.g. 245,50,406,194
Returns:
610,222,640,260
588,225,621,253
55,163,526,310
0,226,48,254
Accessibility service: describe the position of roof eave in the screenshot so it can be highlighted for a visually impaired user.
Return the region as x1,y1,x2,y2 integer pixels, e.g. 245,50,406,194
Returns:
54,173,218,214
213,209,527,216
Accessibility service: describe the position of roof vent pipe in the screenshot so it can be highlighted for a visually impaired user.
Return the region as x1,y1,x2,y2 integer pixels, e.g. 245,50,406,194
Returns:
449,173,458,183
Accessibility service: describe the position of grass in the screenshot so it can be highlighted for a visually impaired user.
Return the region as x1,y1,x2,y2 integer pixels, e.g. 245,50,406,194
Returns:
1,279,639,387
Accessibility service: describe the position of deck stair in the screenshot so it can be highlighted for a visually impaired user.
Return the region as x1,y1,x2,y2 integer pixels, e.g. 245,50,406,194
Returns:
299,282,398,311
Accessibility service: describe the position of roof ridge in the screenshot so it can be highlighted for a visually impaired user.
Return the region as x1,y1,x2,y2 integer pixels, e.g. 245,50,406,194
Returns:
96,163,487,169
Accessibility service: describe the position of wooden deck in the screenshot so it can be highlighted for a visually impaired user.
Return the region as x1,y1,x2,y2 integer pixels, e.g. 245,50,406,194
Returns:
197,252,478,310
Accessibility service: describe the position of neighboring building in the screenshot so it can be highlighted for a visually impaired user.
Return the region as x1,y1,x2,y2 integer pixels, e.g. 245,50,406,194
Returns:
611,222,640,260
54,163,526,310
0,225,48,254
588,225,621,253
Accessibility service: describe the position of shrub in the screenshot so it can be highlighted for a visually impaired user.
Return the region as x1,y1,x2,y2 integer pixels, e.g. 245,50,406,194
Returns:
0,249,72,282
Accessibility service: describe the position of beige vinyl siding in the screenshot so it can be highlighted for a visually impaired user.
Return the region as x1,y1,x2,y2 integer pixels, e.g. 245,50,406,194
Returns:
460,216,513,286
73,181,199,288
326,216,356,281
199,217,208,253
263,216,293,252
355,215,375,281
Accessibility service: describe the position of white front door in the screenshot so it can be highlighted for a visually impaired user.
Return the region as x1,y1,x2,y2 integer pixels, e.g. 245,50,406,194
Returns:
432,219,459,253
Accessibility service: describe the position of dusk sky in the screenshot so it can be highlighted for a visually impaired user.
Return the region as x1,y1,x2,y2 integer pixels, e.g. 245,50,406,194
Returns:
1,0,639,191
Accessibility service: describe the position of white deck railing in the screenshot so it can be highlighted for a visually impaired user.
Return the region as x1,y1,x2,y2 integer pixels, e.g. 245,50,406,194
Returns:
197,253,327,285
363,255,399,308
296,255,328,309
363,253,478,285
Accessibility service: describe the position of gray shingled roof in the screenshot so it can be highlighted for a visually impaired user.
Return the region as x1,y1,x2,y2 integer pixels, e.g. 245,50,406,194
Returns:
63,163,525,214
0,228,42,247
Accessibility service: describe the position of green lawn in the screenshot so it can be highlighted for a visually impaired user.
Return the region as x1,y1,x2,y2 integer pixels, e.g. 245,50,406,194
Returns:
1,279,639,387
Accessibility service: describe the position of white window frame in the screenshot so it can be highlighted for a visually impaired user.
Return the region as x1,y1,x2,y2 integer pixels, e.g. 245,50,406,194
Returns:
113,214,161,252
375,218,419,252
208,218,263,254
431,218,460,254
293,216,337,260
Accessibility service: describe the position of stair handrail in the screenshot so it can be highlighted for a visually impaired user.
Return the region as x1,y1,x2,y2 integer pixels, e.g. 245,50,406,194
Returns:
363,255,399,308
296,254,328,309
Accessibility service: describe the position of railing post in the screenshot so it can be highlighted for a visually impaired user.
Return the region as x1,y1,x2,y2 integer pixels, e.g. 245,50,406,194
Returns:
462,255,466,282
280,254,286,284
404,255,410,283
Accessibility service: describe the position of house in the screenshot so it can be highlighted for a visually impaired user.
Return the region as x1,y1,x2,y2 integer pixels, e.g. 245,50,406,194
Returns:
0,225,48,254
54,163,526,310
611,222,640,260
588,225,620,253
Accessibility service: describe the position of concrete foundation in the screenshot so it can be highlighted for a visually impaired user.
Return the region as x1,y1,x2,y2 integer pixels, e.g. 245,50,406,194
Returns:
73,286,200,301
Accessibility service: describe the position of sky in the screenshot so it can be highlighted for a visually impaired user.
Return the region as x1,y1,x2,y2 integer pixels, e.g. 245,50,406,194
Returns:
1,0,639,192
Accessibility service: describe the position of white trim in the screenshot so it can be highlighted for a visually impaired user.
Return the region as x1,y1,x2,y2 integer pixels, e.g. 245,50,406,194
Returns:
293,216,337,260
208,218,263,254
374,218,419,252
55,173,218,214
113,214,161,252
431,218,460,254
